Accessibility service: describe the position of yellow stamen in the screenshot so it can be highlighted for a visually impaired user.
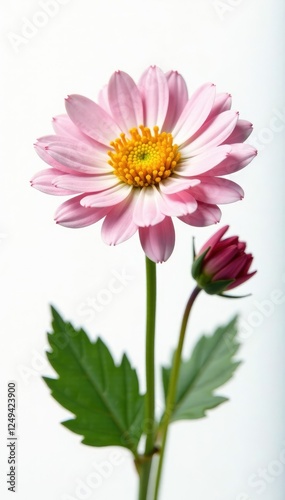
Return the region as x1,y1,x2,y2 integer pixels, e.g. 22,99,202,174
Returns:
108,126,181,188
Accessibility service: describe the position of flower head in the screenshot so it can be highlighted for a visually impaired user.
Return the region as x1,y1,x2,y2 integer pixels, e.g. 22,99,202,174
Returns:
31,66,257,262
192,225,256,295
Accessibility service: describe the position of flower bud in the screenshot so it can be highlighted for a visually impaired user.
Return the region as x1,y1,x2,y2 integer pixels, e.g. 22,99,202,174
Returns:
192,225,256,295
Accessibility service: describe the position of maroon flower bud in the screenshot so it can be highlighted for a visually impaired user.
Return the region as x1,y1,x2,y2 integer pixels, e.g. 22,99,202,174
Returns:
192,225,256,295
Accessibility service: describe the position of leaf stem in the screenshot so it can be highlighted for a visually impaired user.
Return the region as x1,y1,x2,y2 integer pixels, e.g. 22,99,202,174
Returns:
138,257,157,500
153,286,201,500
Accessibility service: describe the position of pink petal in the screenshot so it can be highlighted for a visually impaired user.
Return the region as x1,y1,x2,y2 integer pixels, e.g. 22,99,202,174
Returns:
55,195,109,228
223,119,253,144
139,217,175,263
162,71,189,131
34,141,72,174
65,94,122,145
204,245,239,275
108,71,143,131
138,66,169,129
159,176,200,195
172,83,216,145
36,135,63,147
189,177,244,204
209,144,257,176
198,225,229,256
213,254,249,280
238,253,253,274
214,236,239,253
36,135,108,174
179,202,221,227
31,168,77,195
132,186,166,226
177,145,232,176
237,241,246,252
227,271,256,290
207,93,232,120
160,190,197,216
80,183,132,208
53,173,119,192
52,115,96,146
101,191,139,245
183,110,239,155
97,84,111,114
45,138,111,174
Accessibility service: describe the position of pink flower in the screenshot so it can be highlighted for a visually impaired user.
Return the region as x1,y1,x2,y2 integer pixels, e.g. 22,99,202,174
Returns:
192,225,256,294
31,66,257,262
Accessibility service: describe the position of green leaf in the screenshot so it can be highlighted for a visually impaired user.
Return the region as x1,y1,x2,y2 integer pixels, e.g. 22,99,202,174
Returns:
44,306,144,454
162,316,241,421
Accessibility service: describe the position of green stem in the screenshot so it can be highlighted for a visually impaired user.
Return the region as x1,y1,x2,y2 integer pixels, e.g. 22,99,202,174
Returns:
138,257,157,500
153,286,201,500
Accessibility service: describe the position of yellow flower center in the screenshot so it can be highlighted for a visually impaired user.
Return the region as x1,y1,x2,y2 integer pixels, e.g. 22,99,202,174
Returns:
108,126,181,188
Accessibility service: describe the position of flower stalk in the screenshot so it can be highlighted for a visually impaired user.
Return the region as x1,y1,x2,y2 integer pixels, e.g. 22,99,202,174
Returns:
153,286,201,499
138,257,157,500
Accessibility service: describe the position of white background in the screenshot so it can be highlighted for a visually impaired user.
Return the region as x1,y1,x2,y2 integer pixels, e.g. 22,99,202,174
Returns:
0,0,284,499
